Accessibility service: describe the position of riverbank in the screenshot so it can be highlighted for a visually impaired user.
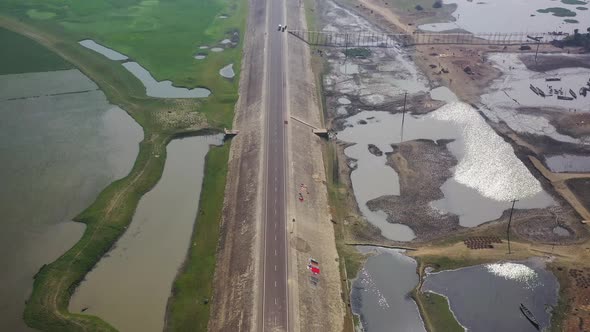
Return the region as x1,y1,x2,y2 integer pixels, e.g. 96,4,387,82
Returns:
0,0,245,329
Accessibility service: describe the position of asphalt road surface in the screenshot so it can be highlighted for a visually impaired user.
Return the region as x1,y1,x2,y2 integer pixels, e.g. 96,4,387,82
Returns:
261,0,289,329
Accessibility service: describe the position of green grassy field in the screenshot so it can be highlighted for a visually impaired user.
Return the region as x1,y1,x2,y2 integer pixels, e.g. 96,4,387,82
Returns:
0,27,72,74
413,290,464,332
0,0,246,330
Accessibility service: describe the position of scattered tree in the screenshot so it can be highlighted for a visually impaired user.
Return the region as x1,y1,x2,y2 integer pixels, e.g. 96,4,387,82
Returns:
415,4,424,10
433,0,443,8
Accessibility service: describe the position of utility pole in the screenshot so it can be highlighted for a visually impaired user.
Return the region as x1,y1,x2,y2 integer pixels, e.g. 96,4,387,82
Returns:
526,35,543,65
507,199,518,254
400,91,407,143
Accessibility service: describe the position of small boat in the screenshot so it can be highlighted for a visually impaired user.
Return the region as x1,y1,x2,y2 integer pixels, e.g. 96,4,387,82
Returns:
530,84,539,95
545,77,561,82
537,89,546,98
557,95,574,101
581,87,588,97
570,89,577,99
520,303,540,330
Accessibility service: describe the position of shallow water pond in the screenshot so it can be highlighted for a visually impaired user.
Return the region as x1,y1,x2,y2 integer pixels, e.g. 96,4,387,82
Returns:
79,40,128,61
418,0,590,35
123,62,211,98
352,247,425,332
423,259,559,332
219,63,235,78
70,135,223,332
545,154,590,172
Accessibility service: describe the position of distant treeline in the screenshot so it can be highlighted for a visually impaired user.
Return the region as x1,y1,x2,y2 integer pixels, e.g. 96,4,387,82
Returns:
553,28,590,51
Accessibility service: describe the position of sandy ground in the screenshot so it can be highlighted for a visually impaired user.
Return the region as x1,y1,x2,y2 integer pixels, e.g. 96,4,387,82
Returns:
208,0,267,329
286,0,345,330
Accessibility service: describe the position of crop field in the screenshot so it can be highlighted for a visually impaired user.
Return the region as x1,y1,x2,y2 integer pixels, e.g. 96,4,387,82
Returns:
0,27,72,74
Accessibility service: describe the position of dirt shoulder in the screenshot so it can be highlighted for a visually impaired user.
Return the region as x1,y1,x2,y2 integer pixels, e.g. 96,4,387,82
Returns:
286,0,346,330
207,0,267,329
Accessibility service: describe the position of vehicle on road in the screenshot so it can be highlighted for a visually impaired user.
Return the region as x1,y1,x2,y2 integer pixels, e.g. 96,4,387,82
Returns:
278,24,282,31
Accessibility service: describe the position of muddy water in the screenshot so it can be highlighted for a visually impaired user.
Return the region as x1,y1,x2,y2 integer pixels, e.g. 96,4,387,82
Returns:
418,0,590,34
219,63,235,78
122,62,211,98
339,111,458,240
545,154,590,172
351,247,425,332
79,40,128,61
423,259,559,331
339,103,554,236
429,86,458,103
0,69,142,331
70,135,223,332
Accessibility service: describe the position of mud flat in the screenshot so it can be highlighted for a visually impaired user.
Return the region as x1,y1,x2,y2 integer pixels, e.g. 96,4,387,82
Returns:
338,103,554,241
368,139,463,241
0,69,142,331
482,53,590,113
422,259,559,332
418,0,590,34
338,111,458,241
351,247,425,332
69,135,223,332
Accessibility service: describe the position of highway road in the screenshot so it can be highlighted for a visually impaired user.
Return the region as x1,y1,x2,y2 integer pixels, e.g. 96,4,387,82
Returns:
261,0,289,329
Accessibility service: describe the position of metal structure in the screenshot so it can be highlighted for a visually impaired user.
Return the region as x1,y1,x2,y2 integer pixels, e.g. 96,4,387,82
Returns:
288,29,568,48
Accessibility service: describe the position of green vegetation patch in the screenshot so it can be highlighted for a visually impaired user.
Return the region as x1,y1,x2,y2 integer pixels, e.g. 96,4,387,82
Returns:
537,7,577,17
164,142,229,331
577,6,589,10
344,47,371,58
26,9,56,19
561,0,586,5
564,19,579,23
0,27,72,74
0,0,246,108
413,291,463,332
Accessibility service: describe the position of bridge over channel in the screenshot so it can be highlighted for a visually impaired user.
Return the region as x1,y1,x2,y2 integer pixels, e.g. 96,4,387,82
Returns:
287,30,568,48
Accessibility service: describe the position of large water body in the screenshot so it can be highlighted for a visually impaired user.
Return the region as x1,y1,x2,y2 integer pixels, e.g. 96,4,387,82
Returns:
338,103,553,240
70,135,223,332
0,69,142,331
423,259,559,331
418,0,590,34
351,247,425,332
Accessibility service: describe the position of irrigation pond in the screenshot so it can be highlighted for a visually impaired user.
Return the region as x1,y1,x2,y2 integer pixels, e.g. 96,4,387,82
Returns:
69,135,223,332
422,259,559,331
